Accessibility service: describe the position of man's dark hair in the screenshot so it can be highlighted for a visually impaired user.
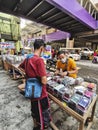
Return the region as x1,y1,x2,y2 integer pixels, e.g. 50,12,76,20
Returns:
57,50,69,57
34,39,46,50
57,51,65,57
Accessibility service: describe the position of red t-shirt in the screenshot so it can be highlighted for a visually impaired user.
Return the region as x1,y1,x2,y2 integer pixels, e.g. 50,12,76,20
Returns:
19,55,48,100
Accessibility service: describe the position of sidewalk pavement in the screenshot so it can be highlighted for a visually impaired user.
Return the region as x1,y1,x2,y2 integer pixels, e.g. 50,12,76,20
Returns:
76,60,98,68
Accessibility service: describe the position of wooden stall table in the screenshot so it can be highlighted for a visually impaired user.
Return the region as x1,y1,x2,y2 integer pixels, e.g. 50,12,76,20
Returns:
48,93,97,130
5,61,25,81
5,60,95,130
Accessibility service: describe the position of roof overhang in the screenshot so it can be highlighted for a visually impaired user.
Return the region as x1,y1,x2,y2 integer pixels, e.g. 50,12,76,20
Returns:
0,0,97,35
46,0,97,30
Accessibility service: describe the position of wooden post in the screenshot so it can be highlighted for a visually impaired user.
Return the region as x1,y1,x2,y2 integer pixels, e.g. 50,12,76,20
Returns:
50,121,59,130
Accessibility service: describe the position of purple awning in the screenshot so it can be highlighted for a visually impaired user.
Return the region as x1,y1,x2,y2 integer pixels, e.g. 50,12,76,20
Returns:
45,30,70,42
46,0,97,29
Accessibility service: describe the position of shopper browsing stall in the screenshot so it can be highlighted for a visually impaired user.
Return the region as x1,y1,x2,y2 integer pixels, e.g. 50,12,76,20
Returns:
18,39,51,130
55,50,78,78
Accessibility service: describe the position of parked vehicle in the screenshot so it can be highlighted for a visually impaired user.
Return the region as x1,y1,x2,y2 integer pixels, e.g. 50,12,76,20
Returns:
69,53,81,61
80,47,94,60
60,48,81,61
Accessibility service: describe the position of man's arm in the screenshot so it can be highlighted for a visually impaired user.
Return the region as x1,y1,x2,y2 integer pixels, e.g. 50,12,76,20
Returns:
60,59,78,77
41,76,47,85
54,60,60,75
54,69,60,75
59,68,78,77
37,58,47,85
18,60,26,75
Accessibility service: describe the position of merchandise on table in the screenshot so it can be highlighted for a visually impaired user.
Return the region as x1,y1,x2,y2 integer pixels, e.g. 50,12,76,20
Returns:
78,96,91,109
56,85,69,99
62,76,76,86
76,105,86,116
75,77,84,85
74,86,86,95
70,93,82,104
2,54,25,64
6,55,25,64
87,83,96,91
62,91,70,103
52,75,63,83
84,90,93,99
46,71,97,116
68,93,82,110
47,80,59,95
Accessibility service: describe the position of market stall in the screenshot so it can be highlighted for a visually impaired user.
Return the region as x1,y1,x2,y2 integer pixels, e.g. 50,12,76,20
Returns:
0,41,97,130
2,54,25,79
46,72,97,130
17,70,97,130
49,93,97,130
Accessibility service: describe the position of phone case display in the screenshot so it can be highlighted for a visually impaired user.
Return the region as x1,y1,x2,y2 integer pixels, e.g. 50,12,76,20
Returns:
87,83,96,90
75,77,84,85
78,96,91,109
52,76,76,86
54,84,65,97
52,76,63,83
52,75,84,86
76,105,86,116
46,71,54,81
84,90,93,99
70,93,82,105
68,93,82,110
47,76,52,81
62,76,76,86
60,86,70,97
57,86,70,100
46,71,97,116
47,80,59,95
74,86,86,95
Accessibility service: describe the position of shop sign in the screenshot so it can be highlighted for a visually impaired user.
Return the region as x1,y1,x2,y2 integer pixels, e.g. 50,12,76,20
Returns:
0,42,15,49
43,45,51,59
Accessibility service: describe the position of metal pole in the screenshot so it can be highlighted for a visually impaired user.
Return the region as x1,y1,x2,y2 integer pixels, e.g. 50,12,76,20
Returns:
89,3,91,14
84,0,89,9
80,0,83,6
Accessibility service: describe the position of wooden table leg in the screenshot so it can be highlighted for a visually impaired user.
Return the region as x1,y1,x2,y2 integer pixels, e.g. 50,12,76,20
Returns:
78,122,84,130
85,101,97,127
90,101,96,121
13,68,16,79
50,121,59,130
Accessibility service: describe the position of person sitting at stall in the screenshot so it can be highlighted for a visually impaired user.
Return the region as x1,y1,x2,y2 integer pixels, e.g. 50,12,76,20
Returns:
55,50,78,78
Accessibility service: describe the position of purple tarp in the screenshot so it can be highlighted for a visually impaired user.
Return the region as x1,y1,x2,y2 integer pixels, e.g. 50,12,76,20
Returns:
45,30,70,42
46,0,97,29
27,30,70,42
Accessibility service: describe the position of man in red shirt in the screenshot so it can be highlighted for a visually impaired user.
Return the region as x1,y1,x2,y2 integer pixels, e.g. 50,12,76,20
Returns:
19,39,51,130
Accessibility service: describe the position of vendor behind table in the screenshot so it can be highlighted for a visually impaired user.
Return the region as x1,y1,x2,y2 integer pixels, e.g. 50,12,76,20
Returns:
55,50,78,78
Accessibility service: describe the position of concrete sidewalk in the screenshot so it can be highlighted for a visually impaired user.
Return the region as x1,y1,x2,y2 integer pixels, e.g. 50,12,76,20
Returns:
76,60,98,68
0,70,33,130
0,68,98,130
